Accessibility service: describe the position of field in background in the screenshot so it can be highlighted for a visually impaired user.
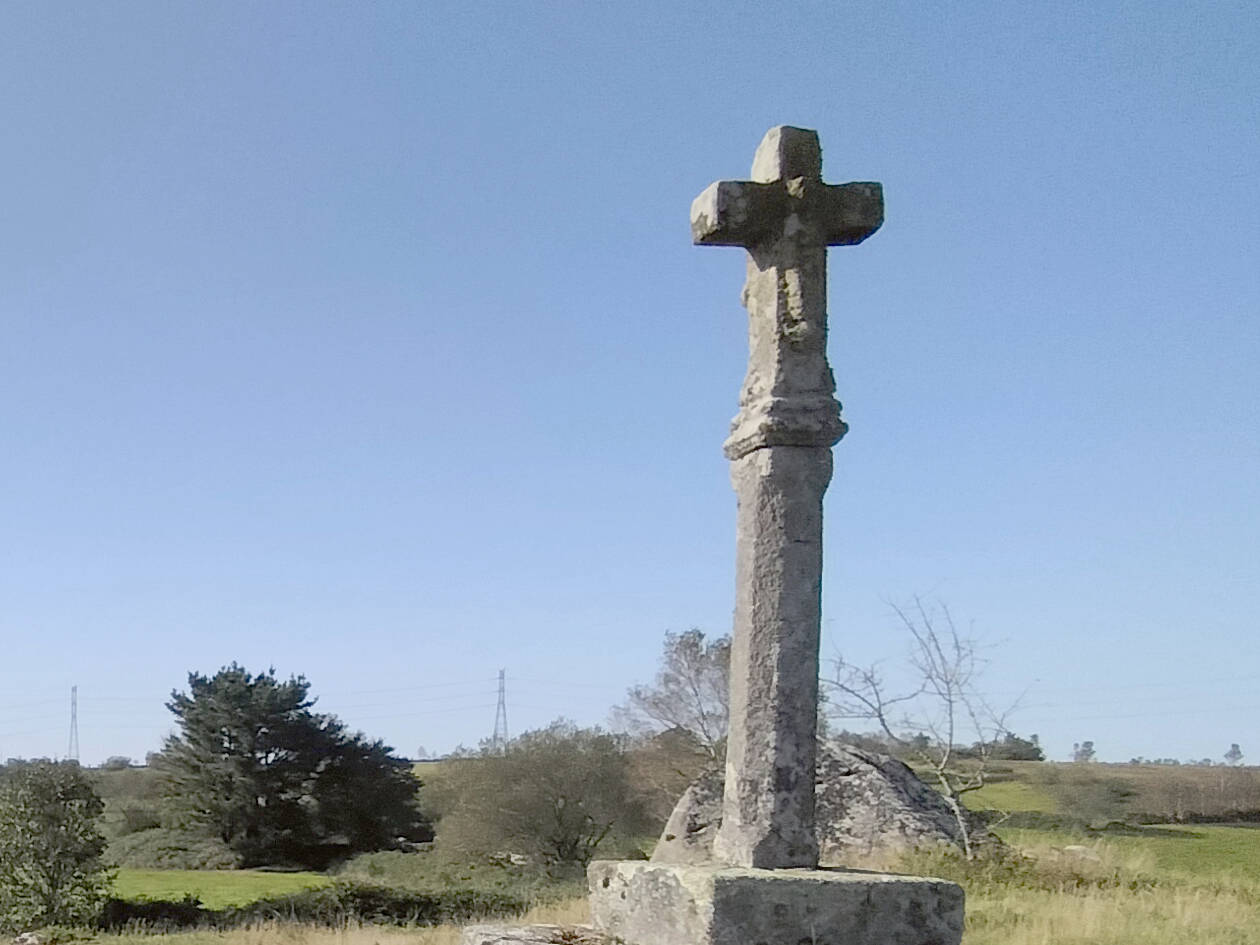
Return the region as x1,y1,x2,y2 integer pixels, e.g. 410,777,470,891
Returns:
91,758,1260,944
966,760,1260,824
966,776,1056,813
1000,822,1260,882
99,827,1260,945
113,870,332,909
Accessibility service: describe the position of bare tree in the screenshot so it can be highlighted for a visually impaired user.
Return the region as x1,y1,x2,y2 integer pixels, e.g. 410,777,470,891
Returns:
612,629,730,760
823,598,1019,858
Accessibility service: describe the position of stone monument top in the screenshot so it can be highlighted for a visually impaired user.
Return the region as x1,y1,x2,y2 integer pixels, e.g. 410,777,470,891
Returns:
691,126,882,462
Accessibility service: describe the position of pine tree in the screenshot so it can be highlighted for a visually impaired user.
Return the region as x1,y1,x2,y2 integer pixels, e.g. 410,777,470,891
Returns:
156,664,429,867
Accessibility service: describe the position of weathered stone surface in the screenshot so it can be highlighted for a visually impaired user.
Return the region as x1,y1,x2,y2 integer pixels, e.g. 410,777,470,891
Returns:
652,763,725,866
715,445,830,869
653,742,982,865
815,744,983,860
692,126,883,870
588,861,963,945
695,127,892,871
461,925,607,945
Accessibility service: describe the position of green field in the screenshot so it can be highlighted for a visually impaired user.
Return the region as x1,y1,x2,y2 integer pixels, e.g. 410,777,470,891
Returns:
999,822,1260,883
967,778,1057,813
113,869,332,909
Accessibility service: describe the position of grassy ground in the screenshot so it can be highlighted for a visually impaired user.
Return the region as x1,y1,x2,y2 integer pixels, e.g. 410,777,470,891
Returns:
91,760,1260,944
96,897,589,945
98,826,1260,945
894,827,1260,945
112,870,332,909
1002,822,1260,882
967,778,1058,813
982,830,1260,944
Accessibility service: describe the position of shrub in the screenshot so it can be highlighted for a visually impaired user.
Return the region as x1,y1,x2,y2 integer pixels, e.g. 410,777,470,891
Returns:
336,849,583,903
428,721,651,871
116,804,162,836
0,761,111,931
107,828,241,870
98,880,532,931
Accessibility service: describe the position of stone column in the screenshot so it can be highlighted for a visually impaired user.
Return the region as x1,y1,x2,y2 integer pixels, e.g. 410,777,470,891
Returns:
715,444,832,868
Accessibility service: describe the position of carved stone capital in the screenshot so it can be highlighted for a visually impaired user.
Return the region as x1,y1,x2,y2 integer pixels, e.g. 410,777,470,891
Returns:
724,396,847,460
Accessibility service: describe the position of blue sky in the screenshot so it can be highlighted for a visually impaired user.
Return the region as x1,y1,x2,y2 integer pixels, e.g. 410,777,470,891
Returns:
1,1,1256,766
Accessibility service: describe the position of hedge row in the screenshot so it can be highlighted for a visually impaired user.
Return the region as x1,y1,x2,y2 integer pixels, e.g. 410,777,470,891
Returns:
99,880,532,931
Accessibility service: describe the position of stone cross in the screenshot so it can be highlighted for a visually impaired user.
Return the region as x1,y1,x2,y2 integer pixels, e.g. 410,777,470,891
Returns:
692,127,883,869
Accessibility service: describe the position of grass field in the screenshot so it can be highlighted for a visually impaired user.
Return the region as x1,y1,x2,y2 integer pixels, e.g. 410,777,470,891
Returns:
967,778,1058,813
113,870,332,909
894,826,1260,945
1001,822,1260,883
99,826,1260,945
92,759,1260,944
101,824,1260,945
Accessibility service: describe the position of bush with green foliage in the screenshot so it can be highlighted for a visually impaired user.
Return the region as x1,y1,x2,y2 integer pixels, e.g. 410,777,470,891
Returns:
428,721,652,871
107,828,241,870
337,848,583,903
154,664,431,868
0,761,111,931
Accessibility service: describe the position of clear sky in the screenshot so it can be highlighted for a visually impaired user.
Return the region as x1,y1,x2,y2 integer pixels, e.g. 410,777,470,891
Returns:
2,1,1256,766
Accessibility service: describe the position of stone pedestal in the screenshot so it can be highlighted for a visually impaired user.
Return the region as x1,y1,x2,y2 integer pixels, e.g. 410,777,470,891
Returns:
588,861,963,945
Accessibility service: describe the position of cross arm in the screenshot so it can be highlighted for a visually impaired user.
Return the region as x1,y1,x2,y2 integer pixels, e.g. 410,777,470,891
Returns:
819,181,884,245
690,180,786,247
690,179,885,247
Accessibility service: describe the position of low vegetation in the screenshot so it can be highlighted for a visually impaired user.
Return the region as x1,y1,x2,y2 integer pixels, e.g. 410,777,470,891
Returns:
899,828,1260,945
6,641,1260,943
423,722,652,872
0,761,111,930
88,826,1260,945
968,759,1260,827
111,870,331,910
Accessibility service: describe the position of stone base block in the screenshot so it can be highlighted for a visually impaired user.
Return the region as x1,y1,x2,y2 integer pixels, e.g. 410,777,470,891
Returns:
587,861,963,945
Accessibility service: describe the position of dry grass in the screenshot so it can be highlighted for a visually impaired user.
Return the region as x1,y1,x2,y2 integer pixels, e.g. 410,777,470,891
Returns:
100,899,591,945
958,835,1260,944
966,884,1258,945
846,832,1260,944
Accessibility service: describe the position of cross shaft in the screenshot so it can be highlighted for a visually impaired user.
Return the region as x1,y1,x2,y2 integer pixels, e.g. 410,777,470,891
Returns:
692,126,882,869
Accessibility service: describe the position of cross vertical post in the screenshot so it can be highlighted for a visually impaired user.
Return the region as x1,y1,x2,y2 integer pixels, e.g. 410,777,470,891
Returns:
691,126,883,869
